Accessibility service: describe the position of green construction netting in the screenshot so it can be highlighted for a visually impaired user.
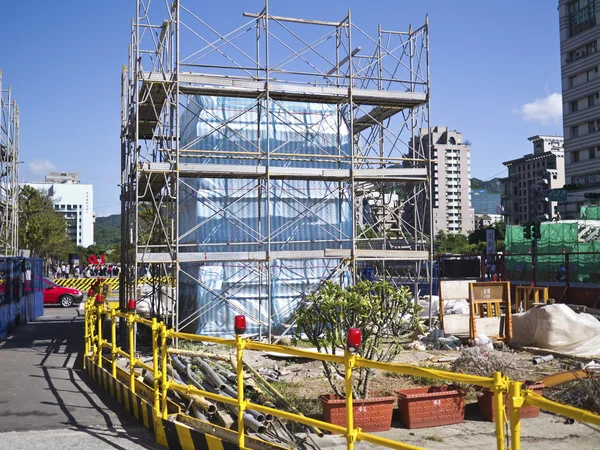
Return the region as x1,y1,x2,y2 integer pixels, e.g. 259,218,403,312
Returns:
581,205,600,220
505,221,600,283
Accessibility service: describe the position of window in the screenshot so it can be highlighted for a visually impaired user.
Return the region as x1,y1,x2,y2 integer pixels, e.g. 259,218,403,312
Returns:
571,100,579,113
572,125,580,137
569,0,597,37
589,119,600,132
588,67,599,82
573,150,581,163
591,148,597,159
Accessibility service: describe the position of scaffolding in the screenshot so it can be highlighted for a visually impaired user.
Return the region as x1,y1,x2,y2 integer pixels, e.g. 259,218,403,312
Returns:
121,1,432,338
0,70,19,257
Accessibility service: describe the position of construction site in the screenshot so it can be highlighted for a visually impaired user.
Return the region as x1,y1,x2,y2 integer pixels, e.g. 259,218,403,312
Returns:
2,2,600,450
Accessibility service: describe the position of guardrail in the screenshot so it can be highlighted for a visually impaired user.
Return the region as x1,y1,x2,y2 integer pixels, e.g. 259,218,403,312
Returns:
84,299,600,450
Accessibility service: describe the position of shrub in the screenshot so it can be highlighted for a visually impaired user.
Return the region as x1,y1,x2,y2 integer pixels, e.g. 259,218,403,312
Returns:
294,280,422,399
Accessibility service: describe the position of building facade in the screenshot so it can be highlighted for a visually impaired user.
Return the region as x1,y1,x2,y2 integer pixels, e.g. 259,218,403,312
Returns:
471,190,502,215
501,136,565,225
24,172,94,247
559,0,600,217
411,126,474,235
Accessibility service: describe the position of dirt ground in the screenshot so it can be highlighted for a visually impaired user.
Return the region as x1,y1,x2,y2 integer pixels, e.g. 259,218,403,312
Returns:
181,340,600,449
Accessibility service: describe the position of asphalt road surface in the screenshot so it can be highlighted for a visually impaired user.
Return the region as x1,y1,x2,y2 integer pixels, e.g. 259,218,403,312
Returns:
0,306,161,449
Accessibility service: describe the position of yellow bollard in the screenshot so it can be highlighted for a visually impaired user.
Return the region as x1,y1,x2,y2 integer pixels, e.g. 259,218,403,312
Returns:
160,324,169,420
510,381,523,450
235,334,247,450
152,318,160,420
344,351,357,450
97,303,103,369
111,308,117,379
128,311,136,393
83,302,89,370
493,372,506,450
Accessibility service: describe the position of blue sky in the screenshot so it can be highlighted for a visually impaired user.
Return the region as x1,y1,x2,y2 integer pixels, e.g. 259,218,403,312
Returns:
0,1,562,216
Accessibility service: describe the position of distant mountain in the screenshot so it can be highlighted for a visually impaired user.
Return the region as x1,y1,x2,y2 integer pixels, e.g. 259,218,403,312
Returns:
95,214,120,248
471,177,503,194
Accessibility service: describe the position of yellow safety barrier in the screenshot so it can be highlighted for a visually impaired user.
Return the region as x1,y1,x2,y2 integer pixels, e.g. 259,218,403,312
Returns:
53,276,175,292
84,300,600,450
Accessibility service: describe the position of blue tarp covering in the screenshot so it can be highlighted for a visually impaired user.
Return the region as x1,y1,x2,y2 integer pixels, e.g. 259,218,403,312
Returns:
179,96,351,336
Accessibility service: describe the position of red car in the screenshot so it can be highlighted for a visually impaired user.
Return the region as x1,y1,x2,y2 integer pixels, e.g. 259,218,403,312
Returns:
43,278,84,307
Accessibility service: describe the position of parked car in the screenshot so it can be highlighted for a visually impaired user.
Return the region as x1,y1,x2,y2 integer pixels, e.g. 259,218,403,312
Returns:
43,278,83,307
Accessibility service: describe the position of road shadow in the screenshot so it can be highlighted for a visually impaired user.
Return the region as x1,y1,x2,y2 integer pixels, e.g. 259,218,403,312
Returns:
0,309,160,449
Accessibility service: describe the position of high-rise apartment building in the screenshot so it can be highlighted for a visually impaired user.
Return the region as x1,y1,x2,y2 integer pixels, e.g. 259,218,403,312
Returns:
24,172,95,247
411,126,474,235
501,136,565,225
559,0,600,217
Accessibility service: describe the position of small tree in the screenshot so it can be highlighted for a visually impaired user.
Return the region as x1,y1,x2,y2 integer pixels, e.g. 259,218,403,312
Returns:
294,280,422,399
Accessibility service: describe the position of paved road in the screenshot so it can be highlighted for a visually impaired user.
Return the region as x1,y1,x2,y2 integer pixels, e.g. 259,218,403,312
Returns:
0,306,161,449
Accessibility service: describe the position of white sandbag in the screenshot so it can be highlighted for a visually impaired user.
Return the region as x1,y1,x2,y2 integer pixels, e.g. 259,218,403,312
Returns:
512,304,600,358
418,296,470,317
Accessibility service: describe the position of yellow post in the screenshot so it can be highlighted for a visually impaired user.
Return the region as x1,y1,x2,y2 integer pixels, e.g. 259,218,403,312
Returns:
128,311,136,393
111,308,117,378
160,324,169,420
493,372,506,450
510,381,523,450
344,351,357,450
235,334,247,449
152,318,161,420
97,303,103,369
83,302,89,369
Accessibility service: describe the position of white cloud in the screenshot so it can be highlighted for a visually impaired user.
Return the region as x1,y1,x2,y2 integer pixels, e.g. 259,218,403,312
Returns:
28,159,56,175
516,93,563,125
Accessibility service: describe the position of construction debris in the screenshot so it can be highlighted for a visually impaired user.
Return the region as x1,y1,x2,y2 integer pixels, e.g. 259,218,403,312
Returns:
139,349,322,449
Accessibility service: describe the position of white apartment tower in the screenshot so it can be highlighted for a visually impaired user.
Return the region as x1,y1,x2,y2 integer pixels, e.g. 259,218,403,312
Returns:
559,0,600,217
24,172,95,247
412,126,475,235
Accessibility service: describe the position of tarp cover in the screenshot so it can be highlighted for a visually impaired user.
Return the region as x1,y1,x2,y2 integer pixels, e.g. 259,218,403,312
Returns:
178,96,351,336
512,304,600,358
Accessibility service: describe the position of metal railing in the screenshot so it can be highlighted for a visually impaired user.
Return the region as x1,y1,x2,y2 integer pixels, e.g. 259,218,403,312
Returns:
84,299,600,450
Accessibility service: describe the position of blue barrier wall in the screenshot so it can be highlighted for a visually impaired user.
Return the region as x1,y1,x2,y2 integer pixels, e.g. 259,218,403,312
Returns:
0,257,44,340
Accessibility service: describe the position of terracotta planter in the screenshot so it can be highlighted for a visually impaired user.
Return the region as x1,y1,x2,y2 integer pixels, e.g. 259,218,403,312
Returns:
319,393,396,432
478,381,544,422
396,385,466,429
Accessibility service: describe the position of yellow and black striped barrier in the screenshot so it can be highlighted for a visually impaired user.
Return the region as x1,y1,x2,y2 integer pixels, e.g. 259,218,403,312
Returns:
86,358,241,449
52,277,174,292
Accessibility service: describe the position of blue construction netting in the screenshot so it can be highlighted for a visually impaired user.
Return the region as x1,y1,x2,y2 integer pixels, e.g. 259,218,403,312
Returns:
178,96,352,336
0,257,44,339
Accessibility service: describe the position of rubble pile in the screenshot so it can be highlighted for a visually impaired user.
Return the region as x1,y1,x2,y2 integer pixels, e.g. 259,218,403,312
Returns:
138,348,322,449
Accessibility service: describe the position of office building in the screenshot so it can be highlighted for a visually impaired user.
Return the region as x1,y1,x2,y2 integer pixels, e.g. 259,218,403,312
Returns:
411,126,475,235
471,190,502,215
559,0,600,217
501,136,565,224
24,172,94,247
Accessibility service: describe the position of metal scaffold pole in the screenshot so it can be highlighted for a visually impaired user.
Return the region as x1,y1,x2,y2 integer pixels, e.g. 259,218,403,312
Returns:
0,70,20,257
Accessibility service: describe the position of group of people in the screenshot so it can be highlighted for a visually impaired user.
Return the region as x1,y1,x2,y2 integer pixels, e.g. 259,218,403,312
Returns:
50,263,121,279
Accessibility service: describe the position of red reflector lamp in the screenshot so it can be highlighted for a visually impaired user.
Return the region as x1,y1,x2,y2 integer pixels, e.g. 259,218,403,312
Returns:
347,328,362,353
95,294,103,304
234,315,246,335
127,299,136,312
87,289,94,297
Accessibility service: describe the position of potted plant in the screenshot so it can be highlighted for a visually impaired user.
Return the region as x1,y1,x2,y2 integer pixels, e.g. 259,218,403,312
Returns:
294,280,422,432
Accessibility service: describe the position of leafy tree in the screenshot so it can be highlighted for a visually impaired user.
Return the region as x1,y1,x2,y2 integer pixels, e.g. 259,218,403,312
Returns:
435,230,484,255
19,186,72,260
468,220,505,254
